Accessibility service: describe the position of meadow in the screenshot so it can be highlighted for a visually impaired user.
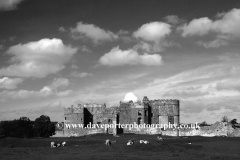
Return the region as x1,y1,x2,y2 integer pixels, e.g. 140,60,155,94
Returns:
0,134,240,160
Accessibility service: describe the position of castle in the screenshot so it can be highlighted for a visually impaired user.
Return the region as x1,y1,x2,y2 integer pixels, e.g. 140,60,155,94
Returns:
64,96,180,136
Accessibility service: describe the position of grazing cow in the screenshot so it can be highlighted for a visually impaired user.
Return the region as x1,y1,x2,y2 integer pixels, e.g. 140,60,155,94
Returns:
157,136,164,141
127,140,134,145
140,140,149,144
51,142,56,148
62,142,66,147
105,139,111,146
56,143,61,147
140,140,145,144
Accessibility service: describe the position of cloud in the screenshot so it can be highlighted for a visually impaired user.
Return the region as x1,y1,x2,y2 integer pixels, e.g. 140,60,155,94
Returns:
49,78,70,90
71,64,78,69
133,40,179,53
133,22,171,42
180,8,240,38
163,87,209,99
70,22,118,43
197,38,228,48
216,79,240,91
99,46,162,66
163,15,185,24
0,0,24,11
180,101,205,114
0,77,23,90
0,78,72,100
80,45,92,53
180,17,212,37
123,92,138,102
58,26,66,32
0,38,78,78
69,71,93,78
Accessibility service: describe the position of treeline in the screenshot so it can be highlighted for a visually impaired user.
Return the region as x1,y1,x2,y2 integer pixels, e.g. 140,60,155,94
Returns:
0,115,55,138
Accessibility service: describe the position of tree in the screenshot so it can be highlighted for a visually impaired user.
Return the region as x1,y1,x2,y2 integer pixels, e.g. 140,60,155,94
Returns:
0,117,34,138
221,116,228,123
230,119,238,129
199,121,209,127
34,115,55,137
230,119,237,125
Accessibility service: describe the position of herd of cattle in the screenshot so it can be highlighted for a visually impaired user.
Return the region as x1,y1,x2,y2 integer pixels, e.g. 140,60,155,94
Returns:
50,136,164,148
106,136,164,146
51,141,66,148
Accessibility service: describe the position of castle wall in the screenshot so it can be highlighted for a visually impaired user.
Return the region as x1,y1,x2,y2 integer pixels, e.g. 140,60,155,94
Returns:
150,103,159,124
63,97,180,136
119,102,132,124
159,116,168,125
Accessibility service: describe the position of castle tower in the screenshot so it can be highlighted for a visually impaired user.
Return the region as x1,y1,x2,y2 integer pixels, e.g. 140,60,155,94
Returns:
158,99,180,126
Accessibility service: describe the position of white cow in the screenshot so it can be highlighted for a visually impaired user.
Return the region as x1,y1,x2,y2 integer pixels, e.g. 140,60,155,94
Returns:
62,142,66,147
105,139,111,146
51,142,56,148
140,140,149,144
127,140,134,145
140,140,145,144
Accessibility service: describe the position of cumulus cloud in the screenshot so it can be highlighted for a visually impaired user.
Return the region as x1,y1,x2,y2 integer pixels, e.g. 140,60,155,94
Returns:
180,8,240,38
0,38,78,78
70,22,118,43
70,71,93,78
133,22,171,42
0,78,72,100
0,77,23,90
180,17,212,37
99,46,162,66
0,0,24,11
123,92,138,102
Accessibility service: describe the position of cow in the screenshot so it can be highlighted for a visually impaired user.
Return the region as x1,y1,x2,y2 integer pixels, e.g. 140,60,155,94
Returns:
62,142,66,147
140,140,149,144
140,140,145,144
105,139,111,146
56,143,61,147
157,136,164,141
51,142,56,148
127,140,134,145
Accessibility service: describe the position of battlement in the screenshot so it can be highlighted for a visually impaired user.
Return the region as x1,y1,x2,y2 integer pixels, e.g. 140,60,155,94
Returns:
64,107,73,114
83,103,106,108
119,100,147,109
150,99,179,105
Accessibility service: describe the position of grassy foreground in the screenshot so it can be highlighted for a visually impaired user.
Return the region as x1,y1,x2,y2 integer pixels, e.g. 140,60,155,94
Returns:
0,134,240,160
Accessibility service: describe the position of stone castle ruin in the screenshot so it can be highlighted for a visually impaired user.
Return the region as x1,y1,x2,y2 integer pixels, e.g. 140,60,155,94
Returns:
64,96,180,136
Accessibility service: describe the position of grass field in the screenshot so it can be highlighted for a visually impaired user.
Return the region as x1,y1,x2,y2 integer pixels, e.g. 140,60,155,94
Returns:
1,134,240,160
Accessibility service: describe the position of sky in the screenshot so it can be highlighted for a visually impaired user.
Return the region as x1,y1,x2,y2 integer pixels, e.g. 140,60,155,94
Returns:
0,0,240,124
